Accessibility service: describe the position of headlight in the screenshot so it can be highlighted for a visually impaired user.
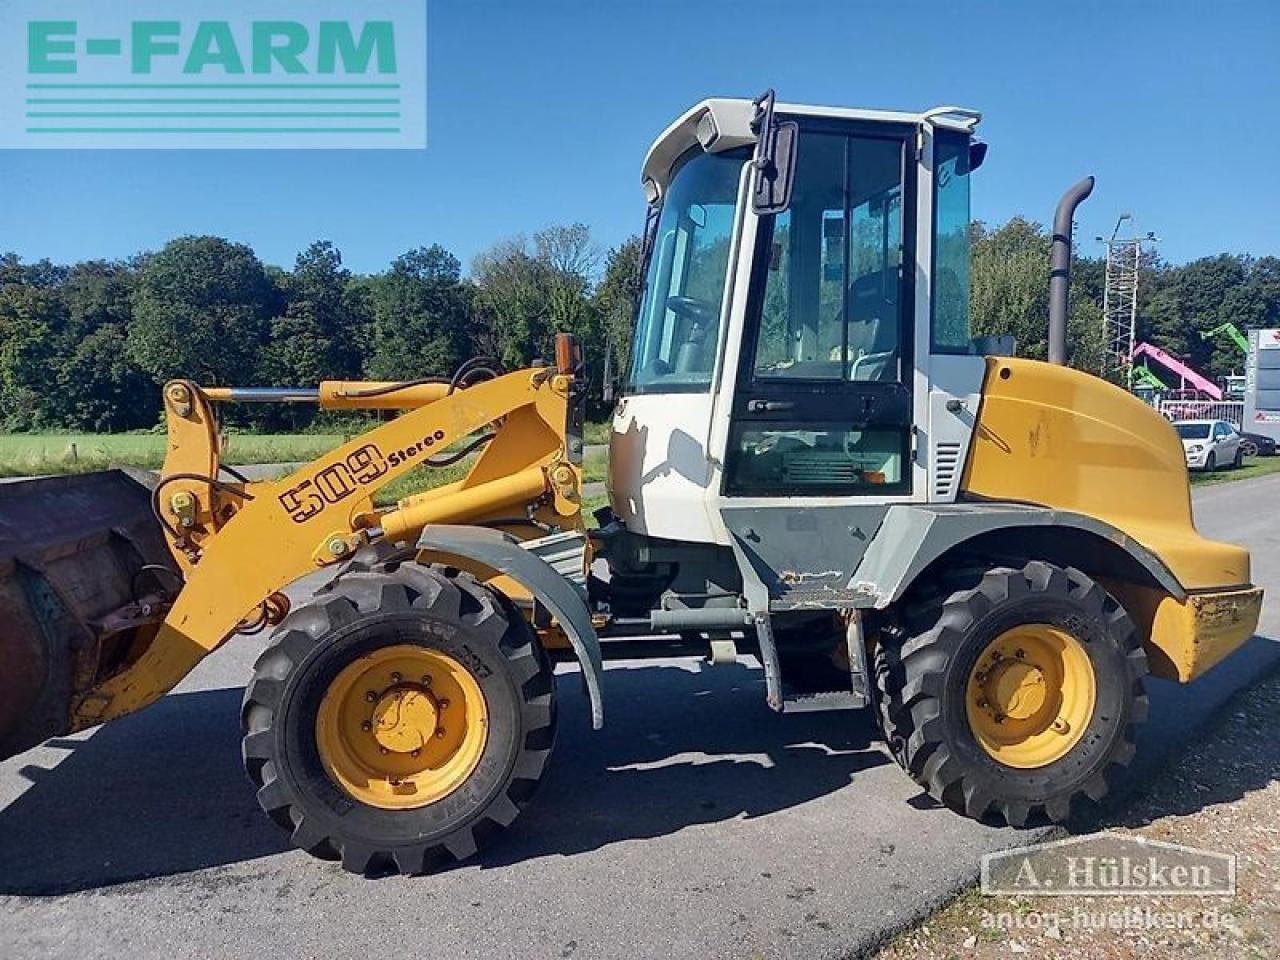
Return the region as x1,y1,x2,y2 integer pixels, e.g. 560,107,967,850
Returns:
1187,444,1203,453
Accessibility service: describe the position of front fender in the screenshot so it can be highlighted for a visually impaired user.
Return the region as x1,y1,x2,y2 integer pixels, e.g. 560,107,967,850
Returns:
417,525,604,729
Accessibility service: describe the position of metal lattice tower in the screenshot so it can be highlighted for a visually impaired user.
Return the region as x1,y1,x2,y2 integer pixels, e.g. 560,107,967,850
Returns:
1098,215,1156,382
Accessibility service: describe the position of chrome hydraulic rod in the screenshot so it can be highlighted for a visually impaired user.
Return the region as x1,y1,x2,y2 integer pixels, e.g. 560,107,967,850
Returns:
204,387,320,403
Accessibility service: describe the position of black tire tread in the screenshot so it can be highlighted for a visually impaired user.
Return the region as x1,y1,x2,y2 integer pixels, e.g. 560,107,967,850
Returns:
241,560,556,875
874,562,1148,828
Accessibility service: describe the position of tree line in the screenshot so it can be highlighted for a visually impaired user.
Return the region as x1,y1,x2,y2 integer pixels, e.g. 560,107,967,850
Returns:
970,218,1280,380
0,227,642,431
1,218,1276,432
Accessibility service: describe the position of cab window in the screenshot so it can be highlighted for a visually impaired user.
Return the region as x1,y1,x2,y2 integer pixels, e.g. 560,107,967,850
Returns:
931,132,973,353
628,149,747,394
749,132,906,383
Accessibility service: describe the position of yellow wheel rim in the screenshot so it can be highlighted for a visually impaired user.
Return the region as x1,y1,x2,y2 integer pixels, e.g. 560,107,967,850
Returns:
316,645,489,810
965,624,1096,769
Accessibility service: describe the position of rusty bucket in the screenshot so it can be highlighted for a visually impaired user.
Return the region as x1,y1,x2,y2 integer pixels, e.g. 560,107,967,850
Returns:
0,470,177,760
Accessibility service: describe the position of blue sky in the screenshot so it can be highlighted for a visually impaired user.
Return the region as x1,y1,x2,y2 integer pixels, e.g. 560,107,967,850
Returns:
2,0,1277,274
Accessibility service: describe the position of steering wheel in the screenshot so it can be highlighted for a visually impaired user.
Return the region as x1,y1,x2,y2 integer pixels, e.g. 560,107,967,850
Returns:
665,295,715,325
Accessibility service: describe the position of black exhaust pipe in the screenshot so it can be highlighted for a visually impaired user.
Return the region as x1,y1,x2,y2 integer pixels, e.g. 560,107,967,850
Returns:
1048,176,1095,365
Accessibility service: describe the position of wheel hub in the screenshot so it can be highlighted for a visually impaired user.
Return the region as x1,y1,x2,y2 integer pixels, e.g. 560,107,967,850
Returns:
316,644,488,810
965,625,1096,769
982,660,1047,721
371,686,439,753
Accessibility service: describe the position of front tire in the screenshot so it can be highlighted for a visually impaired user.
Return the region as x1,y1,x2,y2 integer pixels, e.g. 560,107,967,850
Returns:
874,562,1148,826
241,560,556,875
1204,452,1217,472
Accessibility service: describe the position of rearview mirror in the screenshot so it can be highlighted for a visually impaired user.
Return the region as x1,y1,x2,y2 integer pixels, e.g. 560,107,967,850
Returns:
750,89,798,216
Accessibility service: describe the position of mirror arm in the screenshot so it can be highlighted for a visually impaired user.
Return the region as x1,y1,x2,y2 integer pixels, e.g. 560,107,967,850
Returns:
749,88,798,215
750,88,779,173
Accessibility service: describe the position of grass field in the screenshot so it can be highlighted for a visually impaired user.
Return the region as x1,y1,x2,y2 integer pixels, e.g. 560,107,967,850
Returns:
0,424,612,480
0,431,608,510
1190,453,1280,485
0,433,346,478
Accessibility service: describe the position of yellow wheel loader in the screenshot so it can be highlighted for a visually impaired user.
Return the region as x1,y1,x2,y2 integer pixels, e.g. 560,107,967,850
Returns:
0,92,1262,875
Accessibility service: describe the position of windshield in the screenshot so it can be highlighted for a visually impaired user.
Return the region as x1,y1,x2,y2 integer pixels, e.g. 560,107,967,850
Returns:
1175,423,1211,440
627,148,747,393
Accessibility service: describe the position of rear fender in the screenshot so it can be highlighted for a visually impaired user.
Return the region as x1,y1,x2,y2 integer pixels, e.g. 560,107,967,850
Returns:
852,503,1186,607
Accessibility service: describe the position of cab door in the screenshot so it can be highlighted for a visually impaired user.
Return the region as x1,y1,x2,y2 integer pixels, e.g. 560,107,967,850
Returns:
722,120,916,501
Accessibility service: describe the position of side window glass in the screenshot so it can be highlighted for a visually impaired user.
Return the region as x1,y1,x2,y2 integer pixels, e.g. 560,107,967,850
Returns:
751,132,905,383
931,133,973,353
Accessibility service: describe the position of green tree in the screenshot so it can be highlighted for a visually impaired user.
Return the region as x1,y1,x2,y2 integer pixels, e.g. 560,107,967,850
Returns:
970,217,1105,371
0,284,67,429
470,224,602,375
534,224,603,379
57,323,157,431
53,260,156,429
128,236,277,386
264,241,363,387
365,245,472,380
594,235,644,387
1145,254,1255,378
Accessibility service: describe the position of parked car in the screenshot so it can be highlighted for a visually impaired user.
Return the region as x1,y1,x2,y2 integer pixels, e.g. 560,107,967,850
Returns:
1239,431,1277,457
1175,419,1243,471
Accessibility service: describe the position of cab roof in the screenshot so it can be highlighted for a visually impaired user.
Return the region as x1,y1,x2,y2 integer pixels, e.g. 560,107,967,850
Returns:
640,97,982,198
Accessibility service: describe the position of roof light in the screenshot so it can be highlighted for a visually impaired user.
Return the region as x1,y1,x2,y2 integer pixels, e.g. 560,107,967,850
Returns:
696,111,719,150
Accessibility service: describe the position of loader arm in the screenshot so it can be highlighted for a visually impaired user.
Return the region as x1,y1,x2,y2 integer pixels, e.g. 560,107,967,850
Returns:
71,363,583,731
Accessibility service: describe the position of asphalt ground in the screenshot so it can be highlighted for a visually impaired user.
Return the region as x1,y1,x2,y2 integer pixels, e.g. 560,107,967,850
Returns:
1,474,1276,960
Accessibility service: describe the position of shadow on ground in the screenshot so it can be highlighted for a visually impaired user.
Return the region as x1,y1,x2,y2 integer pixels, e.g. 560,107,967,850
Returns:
1102,641,1280,828
0,688,288,897
0,660,886,895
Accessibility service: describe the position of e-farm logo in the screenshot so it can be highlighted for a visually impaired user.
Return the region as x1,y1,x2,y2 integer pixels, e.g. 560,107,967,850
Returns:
0,1,426,149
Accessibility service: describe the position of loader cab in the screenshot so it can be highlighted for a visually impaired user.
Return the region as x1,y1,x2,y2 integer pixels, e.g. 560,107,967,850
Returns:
610,98,989,545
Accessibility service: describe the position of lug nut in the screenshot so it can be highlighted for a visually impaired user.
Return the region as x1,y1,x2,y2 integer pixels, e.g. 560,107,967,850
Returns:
438,699,450,710
421,675,432,686
365,691,378,703
379,746,389,755
434,728,446,739
1015,648,1026,659
391,672,402,683
361,720,372,732
411,749,421,758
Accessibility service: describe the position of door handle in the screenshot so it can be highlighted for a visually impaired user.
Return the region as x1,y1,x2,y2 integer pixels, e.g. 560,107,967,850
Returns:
747,399,795,413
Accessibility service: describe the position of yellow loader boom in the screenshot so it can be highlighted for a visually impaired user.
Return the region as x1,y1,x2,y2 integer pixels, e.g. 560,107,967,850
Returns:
1,341,585,758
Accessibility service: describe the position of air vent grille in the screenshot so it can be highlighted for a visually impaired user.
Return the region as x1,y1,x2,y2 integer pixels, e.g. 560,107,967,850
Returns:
932,442,963,500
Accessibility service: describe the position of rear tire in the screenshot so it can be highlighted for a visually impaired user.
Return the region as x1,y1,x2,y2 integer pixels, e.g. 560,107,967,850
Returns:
1240,438,1258,458
241,560,556,875
874,562,1148,827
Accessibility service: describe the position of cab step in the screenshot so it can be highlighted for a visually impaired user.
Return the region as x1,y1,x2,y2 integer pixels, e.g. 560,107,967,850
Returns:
781,688,868,712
